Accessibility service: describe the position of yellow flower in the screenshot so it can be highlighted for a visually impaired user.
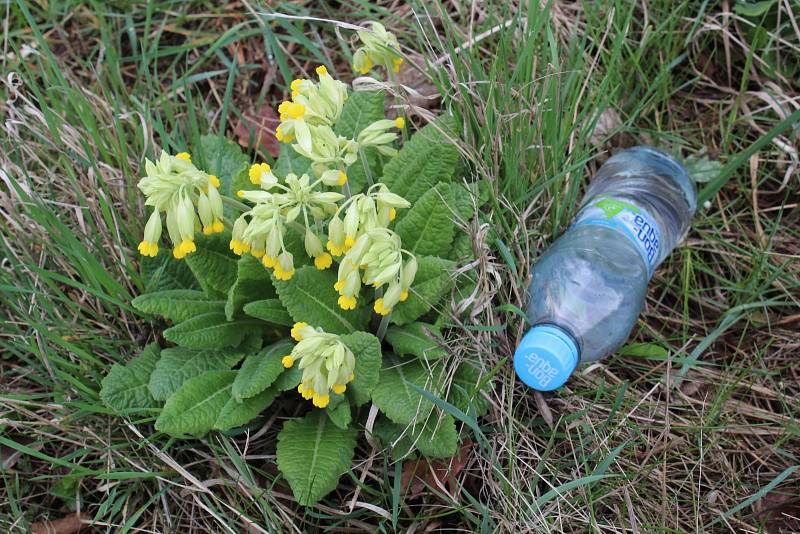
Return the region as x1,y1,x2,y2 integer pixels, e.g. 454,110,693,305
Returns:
312,394,330,408
281,355,294,368
262,255,276,268
337,171,347,186
291,322,309,341
289,325,355,408
400,290,409,302
389,207,397,221
338,295,357,310
314,252,333,270
298,382,314,400
175,152,191,161
137,240,158,257
373,298,392,316
394,117,405,129
315,65,328,76
208,174,220,188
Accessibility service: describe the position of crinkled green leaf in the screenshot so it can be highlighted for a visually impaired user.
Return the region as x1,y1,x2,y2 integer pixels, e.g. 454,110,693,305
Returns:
272,266,370,334
196,134,250,197
395,184,456,256
385,322,447,361
276,410,357,506
243,299,293,326
335,91,386,138
326,400,351,430
214,386,278,431
232,339,294,402
133,290,225,322
163,312,260,349
414,413,458,458
450,182,476,221
450,362,491,418
340,331,382,406
226,254,277,320
185,232,238,297
155,370,236,436
372,358,440,425
449,233,474,262
140,253,199,292
273,362,303,392
380,115,459,204
100,343,161,412
391,256,456,325
148,346,246,401
273,142,311,179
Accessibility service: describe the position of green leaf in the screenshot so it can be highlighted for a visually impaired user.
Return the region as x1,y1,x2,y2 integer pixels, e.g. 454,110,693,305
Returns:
148,346,246,401
273,362,303,392
155,370,236,436
385,322,447,361
273,142,311,178
276,410,358,505
185,232,238,297
734,0,776,17
450,362,490,418
100,343,161,412
272,266,370,334
395,184,456,256
450,182,476,221
232,339,294,402
391,256,456,325
243,299,293,326
163,312,260,349
372,358,440,425
335,91,386,138
327,401,351,430
380,115,459,204
449,233,474,262
340,331,382,406
371,414,457,458
140,253,199,292
196,134,250,197
214,386,279,431
413,413,458,458
226,254,277,320
132,290,225,322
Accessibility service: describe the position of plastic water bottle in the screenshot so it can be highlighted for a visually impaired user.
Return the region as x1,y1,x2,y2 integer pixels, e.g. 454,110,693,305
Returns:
514,146,696,391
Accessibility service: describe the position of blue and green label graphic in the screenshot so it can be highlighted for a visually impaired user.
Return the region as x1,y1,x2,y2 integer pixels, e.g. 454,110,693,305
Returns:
573,197,660,275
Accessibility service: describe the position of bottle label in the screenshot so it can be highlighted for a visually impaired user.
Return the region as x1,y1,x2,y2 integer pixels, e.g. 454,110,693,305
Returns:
572,197,660,275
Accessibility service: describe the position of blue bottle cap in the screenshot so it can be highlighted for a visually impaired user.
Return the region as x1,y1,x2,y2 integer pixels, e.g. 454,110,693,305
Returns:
513,325,579,391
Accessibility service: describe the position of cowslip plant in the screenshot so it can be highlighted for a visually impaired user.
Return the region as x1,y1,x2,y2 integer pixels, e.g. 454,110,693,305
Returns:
100,22,489,506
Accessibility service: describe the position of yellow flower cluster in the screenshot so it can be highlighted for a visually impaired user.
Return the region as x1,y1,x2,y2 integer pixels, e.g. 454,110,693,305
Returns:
137,151,224,259
281,322,356,408
230,172,344,280
352,22,404,75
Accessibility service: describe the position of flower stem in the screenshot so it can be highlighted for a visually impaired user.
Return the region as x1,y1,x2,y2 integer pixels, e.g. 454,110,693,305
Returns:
358,147,374,187
221,195,251,213
376,313,391,341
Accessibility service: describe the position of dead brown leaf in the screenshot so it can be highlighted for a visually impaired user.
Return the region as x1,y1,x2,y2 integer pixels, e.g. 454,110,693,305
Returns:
399,440,474,498
754,491,800,533
234,104,280,158
30,513,90,534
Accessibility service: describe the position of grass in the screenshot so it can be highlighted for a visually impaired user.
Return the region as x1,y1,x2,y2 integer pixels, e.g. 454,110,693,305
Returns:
1,0,799,532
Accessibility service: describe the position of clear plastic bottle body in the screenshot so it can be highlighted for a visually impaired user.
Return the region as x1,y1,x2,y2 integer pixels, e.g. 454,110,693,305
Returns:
525,146,696,365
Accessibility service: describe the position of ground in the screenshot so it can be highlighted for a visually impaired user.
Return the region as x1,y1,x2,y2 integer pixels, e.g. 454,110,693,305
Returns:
1,1,799,533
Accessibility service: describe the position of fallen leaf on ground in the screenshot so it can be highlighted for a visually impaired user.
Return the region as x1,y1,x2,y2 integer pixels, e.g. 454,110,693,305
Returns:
399,440,474,498
234,104,280,158
31,513,90,534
